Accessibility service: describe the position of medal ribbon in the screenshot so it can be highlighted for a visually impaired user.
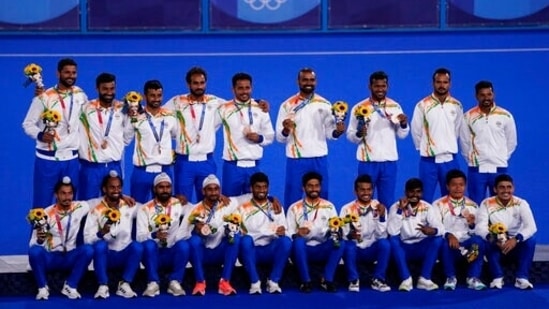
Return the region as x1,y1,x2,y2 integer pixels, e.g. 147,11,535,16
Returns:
146,114,165,145
54,206,72,251
55,86,74,127
251,199,274,222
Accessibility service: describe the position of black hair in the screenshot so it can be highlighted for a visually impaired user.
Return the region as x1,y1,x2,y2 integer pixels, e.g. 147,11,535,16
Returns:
95,72,116,88
354,174,373,190
143,80,163,95
405,178,423,192
446,169,467,185
57,58,77,72
369,71,388,85
432,67,451,81
475,80,494,95
185,66,207,84
232,72,252,87
250,172,269,186
302,171,322,187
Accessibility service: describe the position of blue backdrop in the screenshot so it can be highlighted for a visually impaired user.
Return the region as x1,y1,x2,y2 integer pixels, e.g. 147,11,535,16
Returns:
1,30,548,254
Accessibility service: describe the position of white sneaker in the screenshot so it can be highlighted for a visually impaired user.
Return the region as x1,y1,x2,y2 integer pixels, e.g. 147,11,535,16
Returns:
167,280,186,296
514,278,533,290
467,277,487,290
249,281,262,294
444,277,457,290
116,281,137,298
348,279,360,292
490,277,504,289
398,277,413,292
266,279,282,294
94,284,110,299
35,286,49,300
371,278,391,292
61,282,81,299
417,277,439,291
143,281,160,297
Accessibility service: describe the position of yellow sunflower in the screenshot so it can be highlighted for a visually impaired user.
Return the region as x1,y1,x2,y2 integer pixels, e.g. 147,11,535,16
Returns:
24,63,42,76
354,104,374,118
104,208,121,223
125,91,142,103
28,208,46,221
332,101,348,114
329,217,343,229
40,109,62,122
224,213,242,225
489,222,507,234
155,213,172,226
344,213,359,223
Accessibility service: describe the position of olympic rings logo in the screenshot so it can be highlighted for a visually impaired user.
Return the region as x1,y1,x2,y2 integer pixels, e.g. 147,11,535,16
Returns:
243,0,288,11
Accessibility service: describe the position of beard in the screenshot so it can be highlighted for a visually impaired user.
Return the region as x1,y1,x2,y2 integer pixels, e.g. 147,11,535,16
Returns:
156,192,171,203
59,78,75,88
435,88,448,96
99,93,115,104
306,191,319,199
107,193,121,203
190,88,205,97
299,85,315,95
253,192,267,202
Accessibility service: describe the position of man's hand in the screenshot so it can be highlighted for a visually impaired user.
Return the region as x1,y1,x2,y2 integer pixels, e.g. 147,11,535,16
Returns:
219,195,231,206
282,118,295,134
297,227,310,237
333,122,345,137
501,238,517,255
465,213,476,226
122,195,136,207
157,229,168,242
245,132,261,143
270,196,282,214
40,131,55,144
447,233,460,249
175,194,188,205
36,229,47,244
348,230,361,240
100,223,112,237
396,113,408,128
194,222,205,235
398,197,409,210
357,124,368,137
257,99,270,113
34,86,45,97
376,204,386,218
416,224,436,236
275,225,286,236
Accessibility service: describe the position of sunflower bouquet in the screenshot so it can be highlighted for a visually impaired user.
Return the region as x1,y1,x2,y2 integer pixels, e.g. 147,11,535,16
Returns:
102,208,121,238
489,222,508,244
459,243,479,263
223,213,242,244
328,217,344,247
27,208,49,232
124,91,143,122
154,213,172,247
103,208,121,224
23,63,44,88
355,104,374,135
332,101,348,123
188,210,218,236
343,213,363,243
41,109,62,134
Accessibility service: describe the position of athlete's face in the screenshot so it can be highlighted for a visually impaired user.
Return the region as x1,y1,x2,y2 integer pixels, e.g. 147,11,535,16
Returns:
433,73,450,97
188,74,206,97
